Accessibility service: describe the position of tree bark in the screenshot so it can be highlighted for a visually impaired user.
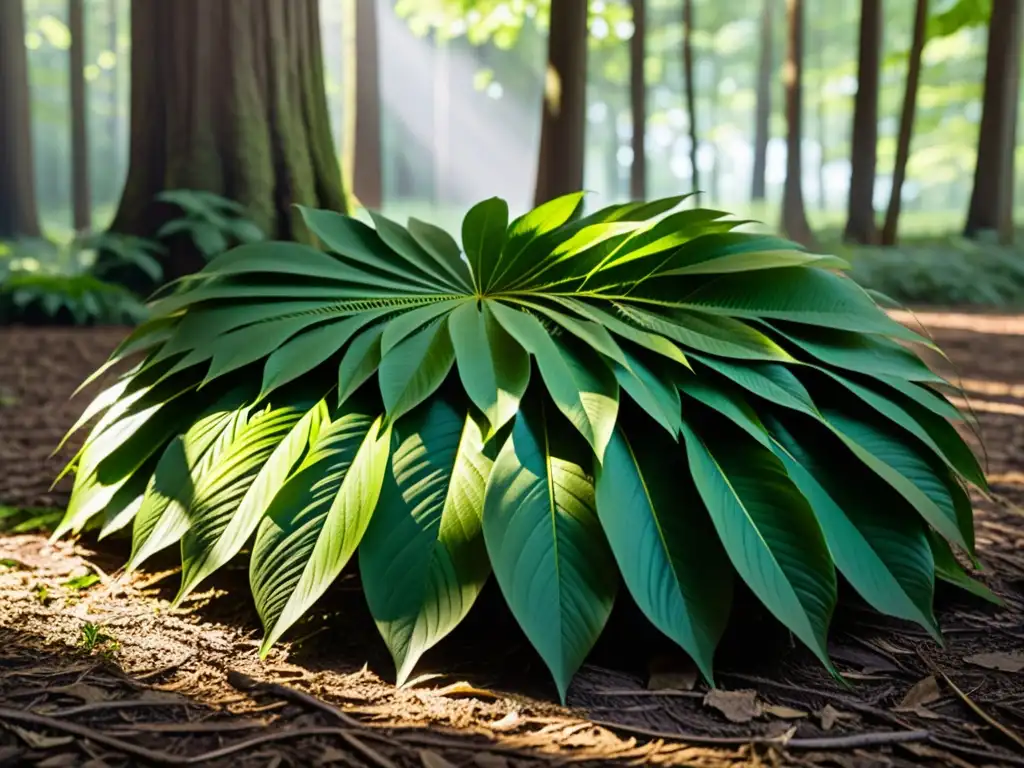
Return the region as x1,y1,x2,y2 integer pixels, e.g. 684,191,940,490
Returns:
108,0,120,186
843,0,881,242
70,0,92,233
534,0,588,206
682,0,699,197
964,0,1023,241
110,0,347,282
354,0,382,209
881,0,927,246
751,0,774,202
0,0,42,240
780,0,814,247
629,0,646,200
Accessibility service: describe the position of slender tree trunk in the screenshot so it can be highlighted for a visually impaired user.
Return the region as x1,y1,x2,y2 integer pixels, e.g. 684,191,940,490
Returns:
110,0,346,282
751,0,774,202
843,0,881,242
69,0,91,233
0,0,42,239
881,0,927,245
354,0,382,209
781,0,814,247
534,0,588,206
629,0,646,200
108,0,120,187
964,0,1023,241
814,23,827,212
682,0,699,197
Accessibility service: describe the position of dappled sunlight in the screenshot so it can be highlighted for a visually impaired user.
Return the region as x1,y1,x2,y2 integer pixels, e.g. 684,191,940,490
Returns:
889,311,1024,336
952,378,1024,401
949,396,1024,418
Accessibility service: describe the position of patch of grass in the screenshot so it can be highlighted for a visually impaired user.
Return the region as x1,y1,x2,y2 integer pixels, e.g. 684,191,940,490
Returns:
62,573,101,591
0,506,66,534
33,583,50,606
78,622,119,656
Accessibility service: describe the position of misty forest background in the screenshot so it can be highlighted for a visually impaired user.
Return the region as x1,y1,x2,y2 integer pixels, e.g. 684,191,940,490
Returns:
3,0,1024,306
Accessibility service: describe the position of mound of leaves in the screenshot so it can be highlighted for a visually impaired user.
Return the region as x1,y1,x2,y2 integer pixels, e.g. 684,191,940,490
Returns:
55,193,988,701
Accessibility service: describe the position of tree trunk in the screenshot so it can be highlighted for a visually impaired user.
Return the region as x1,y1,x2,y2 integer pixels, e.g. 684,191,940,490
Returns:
110,0,346,282
629,0,646,200
751,0,774,202
814,21,827,213
682,0,699,197
780,0,814,247
881,0,927,246
534,0,588,206
70,0,92,233
354,0,382,209
0,0,42,240
964,0,1023,241
843,0,881,242
108,0,120,187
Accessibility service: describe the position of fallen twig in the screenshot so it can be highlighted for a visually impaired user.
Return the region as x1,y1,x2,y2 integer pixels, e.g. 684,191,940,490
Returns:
928,736,1024,767
226,670,365,729
588,717,929,751
937,669,1024,752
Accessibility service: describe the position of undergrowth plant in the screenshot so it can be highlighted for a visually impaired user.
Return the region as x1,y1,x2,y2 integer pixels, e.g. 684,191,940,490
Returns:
55,193,991,701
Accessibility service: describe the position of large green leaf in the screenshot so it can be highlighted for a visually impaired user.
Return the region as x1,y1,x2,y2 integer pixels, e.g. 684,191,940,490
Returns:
250,405,391,654
595,424,732,682
483,399,618,702
360,400,493,684
448,301,530,437
461,197,509,292
490,192,584,288
378,317,456,422
175,398,327,604
766,414,940,640
489,301,619,460
681,418,837,673
611,349,682,437
406,217,475,292
368,211,466,292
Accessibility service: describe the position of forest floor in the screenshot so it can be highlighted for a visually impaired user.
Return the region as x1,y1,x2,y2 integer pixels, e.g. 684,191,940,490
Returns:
0,315,1022,767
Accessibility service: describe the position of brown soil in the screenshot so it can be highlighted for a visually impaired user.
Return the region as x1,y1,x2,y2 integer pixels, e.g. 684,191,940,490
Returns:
0,319,1022,767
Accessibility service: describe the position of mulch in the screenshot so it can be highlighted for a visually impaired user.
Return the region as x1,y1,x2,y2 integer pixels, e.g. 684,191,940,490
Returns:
0,316,1022,767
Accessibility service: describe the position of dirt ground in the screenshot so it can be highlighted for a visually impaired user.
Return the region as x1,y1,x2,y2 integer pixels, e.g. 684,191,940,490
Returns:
0,316,1022,767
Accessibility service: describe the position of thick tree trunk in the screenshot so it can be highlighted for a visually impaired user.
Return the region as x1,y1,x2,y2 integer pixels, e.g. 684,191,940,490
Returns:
0,0,42,240
964,0,1022,241
70,0,91,233
110,0,346,281
881,0,927,246
629,0,646,200
780,0,814,247
354,0,382,209
751,0,774,203
682,0,699,197
843,0,881,243
534,0,588,206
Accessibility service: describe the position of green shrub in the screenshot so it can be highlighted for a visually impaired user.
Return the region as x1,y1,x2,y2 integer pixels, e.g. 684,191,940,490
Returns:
55,194,990,701
156,190,265,258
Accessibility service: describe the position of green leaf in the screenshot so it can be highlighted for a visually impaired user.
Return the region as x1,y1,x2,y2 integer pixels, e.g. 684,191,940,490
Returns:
491,192,584,288
379,318,456,422
381,299,467,355
448,301,530,437
690,355,820,418
489,301,619,460
338,324,386,408
661,250,849,277
175,399,326,604
369,211,465,292
929,531,1003,606
767,414,940,640
824,410,969,552
620,306,795,362
406,217,474,292
483,400,617,702
676,269,929,344
596,425,731,682
680,418,837,674
251,406,391,654
360,400,493,685
461,197,509,292
612,350,682,437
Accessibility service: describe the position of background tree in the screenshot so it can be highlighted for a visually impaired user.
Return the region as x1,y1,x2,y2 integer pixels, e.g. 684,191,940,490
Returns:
0,0,42,240
534,0,588,205
750,0,774,203
781,0,813,246
354,0,383,209
682,0,698,196
964,0,1022,241
110,0,346,280
882,0,928,246
69,0,90,233
843,0,881,244
629,0,646,200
